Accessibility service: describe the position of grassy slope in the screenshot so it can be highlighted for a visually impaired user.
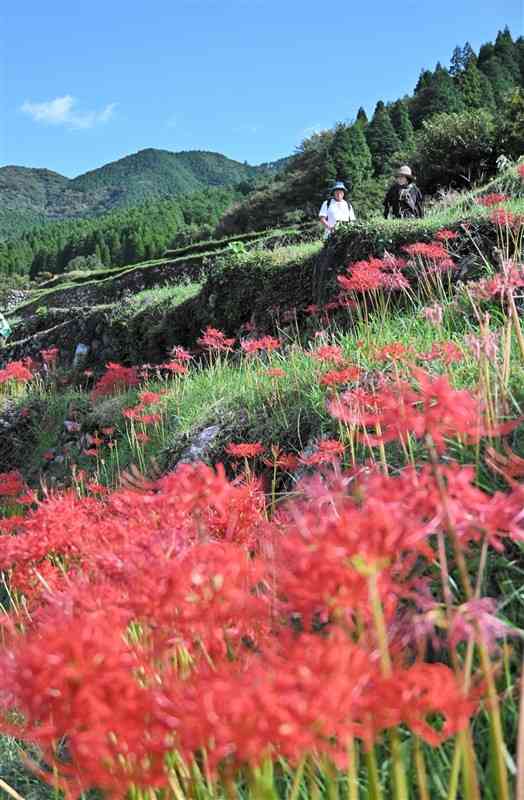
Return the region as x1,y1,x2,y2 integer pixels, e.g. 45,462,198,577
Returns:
1,168,524,797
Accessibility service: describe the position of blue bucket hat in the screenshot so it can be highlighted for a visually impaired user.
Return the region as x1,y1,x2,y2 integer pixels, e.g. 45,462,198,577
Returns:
331,181,348,193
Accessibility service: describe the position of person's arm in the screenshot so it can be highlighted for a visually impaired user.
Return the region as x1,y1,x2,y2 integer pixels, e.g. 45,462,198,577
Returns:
319,201,330,230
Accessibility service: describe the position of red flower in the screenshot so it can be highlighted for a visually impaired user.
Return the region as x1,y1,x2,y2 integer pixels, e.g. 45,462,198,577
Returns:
0,361,33,385
320,366,360,386
300,439,345,465
162,361,189,375
310,345,345,364
489,208,518,228
91,363,139,399
198,326,235,352
403,242,449,261
476,193,509,207
435,229,459,241
241,336,282,355
226,442,265,459
263,367,285,378
168,345,192,362
518,163,524,179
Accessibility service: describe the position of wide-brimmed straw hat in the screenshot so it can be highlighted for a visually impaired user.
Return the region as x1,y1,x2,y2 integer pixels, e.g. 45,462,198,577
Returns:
396,165,414,180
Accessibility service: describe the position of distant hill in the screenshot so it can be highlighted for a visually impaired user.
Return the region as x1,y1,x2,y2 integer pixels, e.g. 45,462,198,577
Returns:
0,149,290,235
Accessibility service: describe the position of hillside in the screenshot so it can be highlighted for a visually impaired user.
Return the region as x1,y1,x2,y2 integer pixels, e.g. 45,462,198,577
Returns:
0,148,287,235
216,27,524,235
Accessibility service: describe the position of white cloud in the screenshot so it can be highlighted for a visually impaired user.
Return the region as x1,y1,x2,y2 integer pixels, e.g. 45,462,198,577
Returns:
21,95,116,130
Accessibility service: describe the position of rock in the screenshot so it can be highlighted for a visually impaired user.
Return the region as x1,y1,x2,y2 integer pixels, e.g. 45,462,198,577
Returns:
177,425,222,465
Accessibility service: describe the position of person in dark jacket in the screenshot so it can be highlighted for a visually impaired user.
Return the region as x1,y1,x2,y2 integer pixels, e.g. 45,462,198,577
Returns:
384,165,424,219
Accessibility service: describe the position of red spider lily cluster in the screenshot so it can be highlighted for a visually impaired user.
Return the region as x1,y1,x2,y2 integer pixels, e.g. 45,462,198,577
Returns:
489,208,524,229
197,326,236,352
123,390,166,425
476,193,510,207
0,360,33,385
162,345,192,375
328,367,515,453
241,336,282,355
1,451,522,796
91,362,140,399
338,257,408,294
226,442,265,459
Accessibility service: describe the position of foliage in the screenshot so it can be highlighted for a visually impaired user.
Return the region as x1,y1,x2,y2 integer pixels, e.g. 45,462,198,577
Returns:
412,109,498,190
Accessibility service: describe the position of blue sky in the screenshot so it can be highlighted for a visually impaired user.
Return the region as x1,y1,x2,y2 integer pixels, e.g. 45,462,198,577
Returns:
1,1,522,177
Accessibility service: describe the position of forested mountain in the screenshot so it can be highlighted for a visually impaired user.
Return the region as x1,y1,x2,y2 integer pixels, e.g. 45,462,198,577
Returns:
217,27,524,235
0,149,287,235
0,187,241,279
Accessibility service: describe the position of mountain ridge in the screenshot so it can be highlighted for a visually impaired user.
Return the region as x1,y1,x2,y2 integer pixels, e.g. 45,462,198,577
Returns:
0,148,290,232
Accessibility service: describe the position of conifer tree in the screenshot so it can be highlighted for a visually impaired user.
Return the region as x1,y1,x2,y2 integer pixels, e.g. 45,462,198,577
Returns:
480,57,516,105
389,100,415,145
345,122,373,186
461,59,488,108
356,106,368,125
494,27,521,82
411,65,465,127
365,101,402,175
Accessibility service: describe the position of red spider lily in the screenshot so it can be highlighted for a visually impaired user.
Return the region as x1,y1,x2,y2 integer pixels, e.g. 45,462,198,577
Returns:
489,208,522,228
263,367,285,378
162,361,189,375
486,443,524,481
40,347,59,366
0,471,30,500
518,163,524,179
464,332,500,361
0,360,33,385
300,439,345,465
403,242,449,261
320,366,360,386
137,413,162,426
241,336,282,355
328,368,514,453
468,261,524,300
135,432,150,444
83,448,99,457
375,342,414,362
476,193,509,207
101,427,115,436
138,390,165,406
381,254,408,270
380,270,411,290
263,445,299,471
421,303,443,326
168,345,192,362
197,326,236,352
435,229,459,241
87,433,104,447
338,260,386,292
91,363,139,400
226,442,265,459
419,341,463,365
449,597,517,653
309,345,345,364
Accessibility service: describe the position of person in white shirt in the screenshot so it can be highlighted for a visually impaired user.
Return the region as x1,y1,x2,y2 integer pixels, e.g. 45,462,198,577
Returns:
318,181,356,237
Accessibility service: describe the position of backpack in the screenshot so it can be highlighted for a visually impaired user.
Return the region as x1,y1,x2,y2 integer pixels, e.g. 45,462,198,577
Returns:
399,185,422,218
